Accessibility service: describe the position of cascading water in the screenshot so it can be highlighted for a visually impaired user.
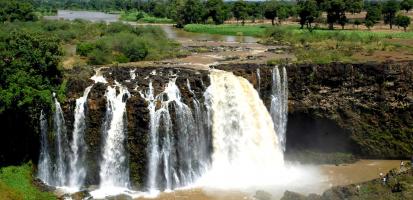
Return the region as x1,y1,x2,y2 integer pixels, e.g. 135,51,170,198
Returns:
38,110,52,185
270,66,289,152
256,68,261,94
68,86,93,189
141,78,210,192
99,84,131,189
199,69,284,188
53,97,69,186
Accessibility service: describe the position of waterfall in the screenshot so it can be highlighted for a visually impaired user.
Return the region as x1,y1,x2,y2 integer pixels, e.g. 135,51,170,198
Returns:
199,69,284,188
99,84,130,189
68,86,93,189
53,97,69,186
270,67,288,152
256,68,261,94
141,79,210,192
38,110,52,185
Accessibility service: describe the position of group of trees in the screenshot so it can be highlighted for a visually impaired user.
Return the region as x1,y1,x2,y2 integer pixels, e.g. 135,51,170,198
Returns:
0,0,37,22
32,0,412,30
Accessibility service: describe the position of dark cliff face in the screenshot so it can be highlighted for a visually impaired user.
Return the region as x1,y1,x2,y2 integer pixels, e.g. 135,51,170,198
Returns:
4,60,411,187
61,66,210,189
217,61,413,159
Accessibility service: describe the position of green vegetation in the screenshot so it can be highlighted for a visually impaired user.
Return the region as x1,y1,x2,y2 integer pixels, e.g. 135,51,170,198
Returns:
184,24,268,37
0,29,62,113
396,14,412,31
0,164,56,200
263,25,413,64
120,11,174,24
0,0,37,22
0,20,180,66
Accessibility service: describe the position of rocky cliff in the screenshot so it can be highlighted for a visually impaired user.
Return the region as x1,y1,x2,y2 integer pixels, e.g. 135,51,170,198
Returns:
217,61,413,159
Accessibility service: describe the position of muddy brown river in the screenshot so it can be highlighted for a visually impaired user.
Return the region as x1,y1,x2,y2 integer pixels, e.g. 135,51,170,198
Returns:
135,160,402,200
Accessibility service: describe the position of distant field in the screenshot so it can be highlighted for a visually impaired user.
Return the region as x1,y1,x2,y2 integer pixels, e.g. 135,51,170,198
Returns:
184,24,270,37
184,23,413,39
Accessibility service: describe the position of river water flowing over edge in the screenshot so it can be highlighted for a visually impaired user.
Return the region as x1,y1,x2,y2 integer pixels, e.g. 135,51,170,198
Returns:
36,66,329,199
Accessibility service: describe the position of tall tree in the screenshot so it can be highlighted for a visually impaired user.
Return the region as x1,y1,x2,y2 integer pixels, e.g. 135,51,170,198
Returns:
345,0,363,14
205,0,226,24
297,0,320,30
400,0,413,13
364,5,381,30
382,0,400,29
323,0,347,30
395,14,411,31
277,4,290,24
0,0,37,22
247,2,261,23
176,0,203,27
264,0,278,25
232,0,248,25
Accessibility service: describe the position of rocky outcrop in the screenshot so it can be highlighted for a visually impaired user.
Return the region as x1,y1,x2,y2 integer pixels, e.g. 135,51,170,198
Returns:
217,61,413,159
61,65,210,189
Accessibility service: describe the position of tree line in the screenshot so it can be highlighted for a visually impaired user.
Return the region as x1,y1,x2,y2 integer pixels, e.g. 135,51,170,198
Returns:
31,0,412,30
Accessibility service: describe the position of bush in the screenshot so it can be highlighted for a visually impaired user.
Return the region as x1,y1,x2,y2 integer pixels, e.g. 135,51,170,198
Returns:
76,42,96,56
88,49,111,65
123,39,148,61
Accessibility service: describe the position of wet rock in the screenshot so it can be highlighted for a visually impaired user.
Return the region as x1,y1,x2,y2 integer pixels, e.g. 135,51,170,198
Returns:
254,190,272,200
280,191,307,200
71,190,92,200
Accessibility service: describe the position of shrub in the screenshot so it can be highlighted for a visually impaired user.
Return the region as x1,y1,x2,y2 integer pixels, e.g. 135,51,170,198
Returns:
122,39,148,62
88,49,111,65
76,42,96,56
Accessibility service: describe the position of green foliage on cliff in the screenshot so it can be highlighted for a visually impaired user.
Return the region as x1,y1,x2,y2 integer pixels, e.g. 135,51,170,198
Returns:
0,164,56,200
0,30,63,113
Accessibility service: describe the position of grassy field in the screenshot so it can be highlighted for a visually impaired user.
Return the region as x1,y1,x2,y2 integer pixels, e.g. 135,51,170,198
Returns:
184,24,269,37
0,164,56,200
183,24,413,64
263,26,413,64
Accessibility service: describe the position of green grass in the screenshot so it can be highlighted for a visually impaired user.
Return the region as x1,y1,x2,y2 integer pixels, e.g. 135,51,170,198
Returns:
0,164,56,200
184,24,269,37
262,25,413,64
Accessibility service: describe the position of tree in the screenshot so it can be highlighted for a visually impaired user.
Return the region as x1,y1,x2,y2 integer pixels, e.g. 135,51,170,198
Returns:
298,0,320,30
247,2,261,23
232,0,248,25
353,19,361,29
323,0,347,30
382,0,400,29
395,14,411,31
0,31,62,113
277,4,290,24
0,0,37,22
204,0,226,24
175,0,203,27
365,6,381,30
400,0,413,13
345,0,364,14
264,0,278,25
